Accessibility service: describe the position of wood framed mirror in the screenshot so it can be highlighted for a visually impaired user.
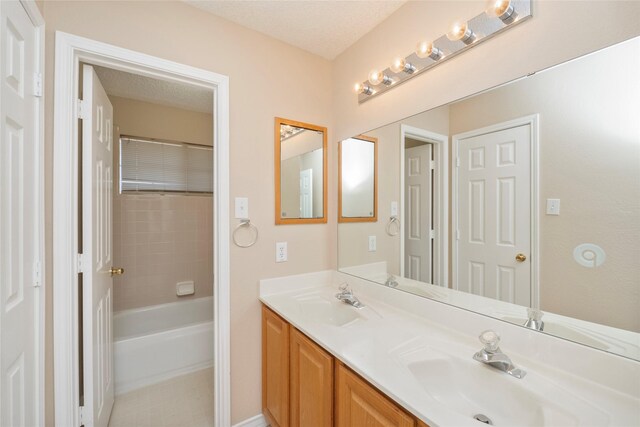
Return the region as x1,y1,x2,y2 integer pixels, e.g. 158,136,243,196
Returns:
338,135,378,223
275,117,328,225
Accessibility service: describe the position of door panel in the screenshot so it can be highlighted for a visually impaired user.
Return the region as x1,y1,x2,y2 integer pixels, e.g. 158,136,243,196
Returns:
457,124,531,306
404,144,433,283
82,65,114,427
336,362,414,427
262,306,290,427
0,1,40,425
290,328,333,427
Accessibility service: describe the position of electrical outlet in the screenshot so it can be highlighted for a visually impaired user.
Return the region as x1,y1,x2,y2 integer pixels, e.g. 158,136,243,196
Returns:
276,242,287,262
368,235,376,252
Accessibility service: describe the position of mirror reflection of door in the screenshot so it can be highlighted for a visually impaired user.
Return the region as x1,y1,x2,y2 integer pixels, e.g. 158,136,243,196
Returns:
404,141,434,283
453,119,536,307
399,125,448,287
299,168,313,218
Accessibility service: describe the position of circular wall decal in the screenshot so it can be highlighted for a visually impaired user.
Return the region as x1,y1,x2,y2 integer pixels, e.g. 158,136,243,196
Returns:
573,243,606,268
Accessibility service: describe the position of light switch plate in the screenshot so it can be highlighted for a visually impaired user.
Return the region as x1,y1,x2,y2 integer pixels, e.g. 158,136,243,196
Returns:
546,199,560,215
391,201,398,217
368,235,376,252
276,242,287,262
235,197,249,219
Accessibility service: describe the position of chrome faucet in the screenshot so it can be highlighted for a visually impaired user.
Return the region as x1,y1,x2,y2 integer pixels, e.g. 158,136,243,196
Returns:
473,330,526,379
335,283,365,309
384,275,399,288
524,308,545,331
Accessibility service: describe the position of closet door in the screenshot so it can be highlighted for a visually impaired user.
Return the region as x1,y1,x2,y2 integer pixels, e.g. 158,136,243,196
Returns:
262,306,290,427
290,328,333,427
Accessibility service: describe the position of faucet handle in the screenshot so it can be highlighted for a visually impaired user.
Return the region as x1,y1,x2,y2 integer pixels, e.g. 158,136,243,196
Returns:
338,283,351,293
479,330,500,352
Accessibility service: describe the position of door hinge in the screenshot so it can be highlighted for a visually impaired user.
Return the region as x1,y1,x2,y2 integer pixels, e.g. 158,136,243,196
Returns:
33,72,43,97
429,229,435,240
429,160,436,171
77,254,86,274
77,99,88,120
78,405,86,426
33,260,41,287
456,157,460,168
456,230,460,240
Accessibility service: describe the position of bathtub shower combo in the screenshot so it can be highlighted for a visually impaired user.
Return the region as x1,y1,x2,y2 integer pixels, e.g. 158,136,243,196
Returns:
113,296,214,394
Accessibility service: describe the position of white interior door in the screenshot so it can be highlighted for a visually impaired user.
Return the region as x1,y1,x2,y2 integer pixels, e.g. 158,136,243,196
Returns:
404,144,433,282
299,168,313,218
82,64,114,427
0,2,41,426
456,124,531,306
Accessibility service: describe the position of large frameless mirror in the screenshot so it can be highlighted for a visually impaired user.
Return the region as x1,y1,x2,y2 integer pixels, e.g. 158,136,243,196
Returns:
338,36,640,360
275,117,327,224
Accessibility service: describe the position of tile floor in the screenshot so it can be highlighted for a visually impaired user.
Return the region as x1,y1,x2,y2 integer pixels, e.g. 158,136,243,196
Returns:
108,368,214,427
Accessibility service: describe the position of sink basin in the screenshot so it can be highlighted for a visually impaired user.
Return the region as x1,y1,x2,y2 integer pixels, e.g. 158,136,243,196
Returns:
393,340,609,426
292,293,362,327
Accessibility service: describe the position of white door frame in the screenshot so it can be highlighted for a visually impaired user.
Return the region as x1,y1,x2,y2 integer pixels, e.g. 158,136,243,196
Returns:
0,1,45,425
399,125,448,286
52,32,230,426
452,114,540,308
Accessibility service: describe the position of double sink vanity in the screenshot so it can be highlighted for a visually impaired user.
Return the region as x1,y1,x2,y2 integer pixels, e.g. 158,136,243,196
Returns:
269,27,640,427
260,271,640,427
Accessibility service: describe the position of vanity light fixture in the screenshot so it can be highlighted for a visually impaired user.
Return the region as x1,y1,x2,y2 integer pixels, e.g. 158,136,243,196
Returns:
368,69,393,86
390,57,417,74
354,0,531,103
416,41,443,61
354,82,373,95
447,21,476,45
486,0,518,24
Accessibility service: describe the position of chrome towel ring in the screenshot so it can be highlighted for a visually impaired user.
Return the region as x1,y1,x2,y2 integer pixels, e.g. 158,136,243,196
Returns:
386,216,400,236
233,219,258,248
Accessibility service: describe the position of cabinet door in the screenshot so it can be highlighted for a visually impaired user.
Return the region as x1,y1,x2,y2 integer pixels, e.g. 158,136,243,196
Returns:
336,362,415,427
263,306,290,427
290,328,333,427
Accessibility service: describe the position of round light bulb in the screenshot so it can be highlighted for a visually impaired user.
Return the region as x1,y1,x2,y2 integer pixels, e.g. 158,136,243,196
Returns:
390,57,406,74
416,41,431,58
486,0,511,17
354,82,372,95
368,69,383,85
447,21,468,41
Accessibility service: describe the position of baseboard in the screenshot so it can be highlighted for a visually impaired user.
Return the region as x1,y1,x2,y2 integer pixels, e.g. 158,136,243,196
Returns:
232,413,268,427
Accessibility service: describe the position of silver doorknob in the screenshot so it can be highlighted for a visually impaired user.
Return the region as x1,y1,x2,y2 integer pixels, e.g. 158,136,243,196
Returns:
515,253,527,262
110,267,124,276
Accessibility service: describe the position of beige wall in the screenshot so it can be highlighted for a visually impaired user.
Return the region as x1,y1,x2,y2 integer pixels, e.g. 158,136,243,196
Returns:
448,38,640,332
42,2,333,425
110,96,214,311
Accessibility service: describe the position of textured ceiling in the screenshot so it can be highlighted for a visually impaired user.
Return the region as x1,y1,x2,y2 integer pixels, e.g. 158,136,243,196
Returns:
93,66,213,114
185,0,406,60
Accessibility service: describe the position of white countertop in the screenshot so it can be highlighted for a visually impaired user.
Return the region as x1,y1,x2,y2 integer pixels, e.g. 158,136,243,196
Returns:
260,270,640,427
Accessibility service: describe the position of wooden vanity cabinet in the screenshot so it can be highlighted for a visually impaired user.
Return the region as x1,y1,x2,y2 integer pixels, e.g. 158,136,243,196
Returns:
262,305,428,427
262,306,290,427
335,362,415,427
290,328,334,426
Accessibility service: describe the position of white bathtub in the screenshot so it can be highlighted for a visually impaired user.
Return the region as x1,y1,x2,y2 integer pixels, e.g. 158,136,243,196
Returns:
113,296,213,394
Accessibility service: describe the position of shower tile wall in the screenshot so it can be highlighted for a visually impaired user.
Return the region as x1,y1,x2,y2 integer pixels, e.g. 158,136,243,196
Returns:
113,194,213,311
